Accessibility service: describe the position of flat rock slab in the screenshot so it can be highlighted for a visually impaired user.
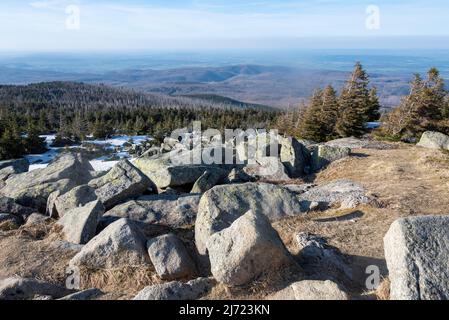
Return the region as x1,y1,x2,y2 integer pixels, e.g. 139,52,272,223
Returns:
133,278,215,300
269,280,349,300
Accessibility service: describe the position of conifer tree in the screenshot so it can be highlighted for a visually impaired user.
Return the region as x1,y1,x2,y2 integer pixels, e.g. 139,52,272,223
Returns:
299,89,326,141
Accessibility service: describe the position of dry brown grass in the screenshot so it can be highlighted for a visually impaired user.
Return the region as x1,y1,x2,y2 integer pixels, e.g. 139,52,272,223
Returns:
78,266,160,298
375,278,391,300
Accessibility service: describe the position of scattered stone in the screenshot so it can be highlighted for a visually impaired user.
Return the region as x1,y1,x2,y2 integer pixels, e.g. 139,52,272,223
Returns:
24,213,52,227
0,277,73,300
50,185,97,218
269,280,349,300
195,183,307,255
57,200,105,245
88,160,154,209
103,193,200,229
59,288,104,300
243,156,290,181
417,131,449,150
147,234,197,280
280,137,309,178
207,210,292,286
133,277,215,300
298,179,370,210
384,216,449,300
191,170,224,194
311,145,351,171
134,149,228,189
69,218,150,270
0,153,93,211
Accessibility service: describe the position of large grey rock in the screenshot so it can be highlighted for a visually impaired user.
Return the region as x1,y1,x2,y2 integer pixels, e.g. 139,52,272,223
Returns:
147,234,197,280
0,277,73,300
280,137,309,178
0,197,35,220
88,160,154,209
384,216,449,300
58,288,104,300
0,153,93,211
243,156,290,181
103,193,201,229
298,180,370,210
269,280,349,300
207,210,292,286
0,158,29,172
195,183,307,255
57,200,105,245
191,170,224,194
134,149,229,189
311,145,351,171
69,218,150,270
417,131,449,150
133,277,215,300
49,185,97,218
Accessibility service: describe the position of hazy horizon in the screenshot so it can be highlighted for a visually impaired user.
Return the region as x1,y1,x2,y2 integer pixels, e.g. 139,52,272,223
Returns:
1,1,448,51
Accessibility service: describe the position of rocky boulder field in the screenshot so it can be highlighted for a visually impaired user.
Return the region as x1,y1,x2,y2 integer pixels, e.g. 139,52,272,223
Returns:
1,131,449,300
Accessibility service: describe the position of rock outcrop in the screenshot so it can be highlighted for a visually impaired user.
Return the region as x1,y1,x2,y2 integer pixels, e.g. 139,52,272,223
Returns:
417,131,449,150
207,210,292,286
0,153,93,211
312,145,351,171
133,277,215,300
195,183,307,255
147,234,197,280
48,185,97,218
69,218,150,270
88,160,154,209
57,200,105,245
269,280,349,300
0,277,73,300
103,193,201,229
384,216,449,300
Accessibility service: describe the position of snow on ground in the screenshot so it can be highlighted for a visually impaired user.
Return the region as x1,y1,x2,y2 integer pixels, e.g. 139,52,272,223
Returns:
26,135,150,172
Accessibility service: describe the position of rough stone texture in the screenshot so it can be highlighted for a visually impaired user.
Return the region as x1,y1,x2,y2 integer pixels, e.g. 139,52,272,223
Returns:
206,210,292,286
0,277,73,300
103,193,201,229
24,213,52,227
58,288,104,300
134,149,229,189
57,200,105,245
69,218,150,270
280,137,309,178
0,158,29,172
88,160,154,209
195,183,307,255
223,168,254,184
311,145,351,171
243,156,290,181
417,131,449,150
0,197,35,220
296,233,353,281
191,170,224,194
298,179,370,210
0,153,93,211
133,278,215,300
384,216,449,300
147,234,197,280
51,185,97,218
269,280,349,300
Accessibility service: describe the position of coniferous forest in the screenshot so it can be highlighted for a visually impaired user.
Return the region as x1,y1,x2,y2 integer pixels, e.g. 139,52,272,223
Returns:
0,63,448,160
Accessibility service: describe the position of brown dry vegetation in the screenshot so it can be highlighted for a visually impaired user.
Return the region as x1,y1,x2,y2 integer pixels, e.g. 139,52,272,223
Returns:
1,142,449,300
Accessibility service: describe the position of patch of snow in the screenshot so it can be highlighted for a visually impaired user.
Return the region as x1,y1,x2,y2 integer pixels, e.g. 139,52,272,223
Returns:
29,163,49,171
365,122,381,129
89,160,119,172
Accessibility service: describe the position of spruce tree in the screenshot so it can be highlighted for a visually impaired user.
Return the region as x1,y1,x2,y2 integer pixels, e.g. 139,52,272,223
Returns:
320,85,340,140
335,62,371,137
299,89,326,142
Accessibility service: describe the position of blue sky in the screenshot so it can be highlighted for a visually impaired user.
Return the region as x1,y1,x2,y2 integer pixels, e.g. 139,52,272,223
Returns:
1,0,448,51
